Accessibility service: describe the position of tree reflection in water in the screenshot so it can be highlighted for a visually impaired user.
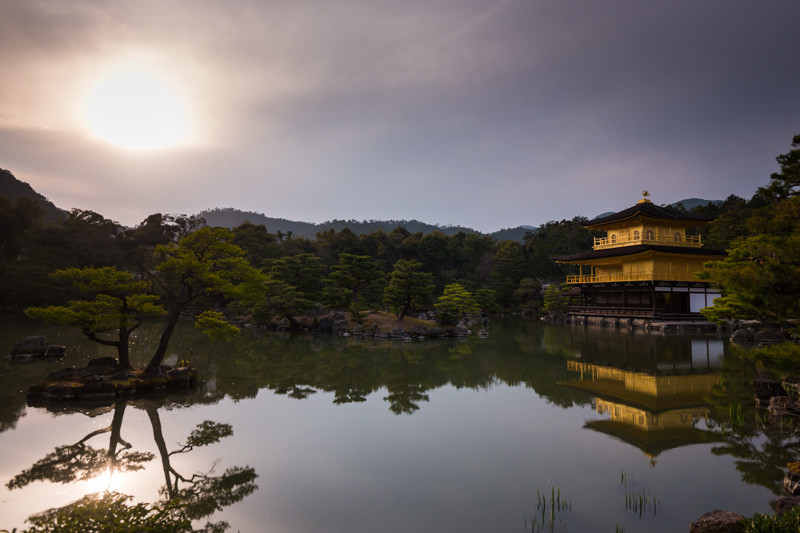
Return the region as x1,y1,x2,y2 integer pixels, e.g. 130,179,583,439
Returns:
704,349,800,495
6,400,257,532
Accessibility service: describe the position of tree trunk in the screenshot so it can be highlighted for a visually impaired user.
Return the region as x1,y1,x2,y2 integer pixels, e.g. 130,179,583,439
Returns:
145,405,176,499
148,305,182,370
118,327,132,369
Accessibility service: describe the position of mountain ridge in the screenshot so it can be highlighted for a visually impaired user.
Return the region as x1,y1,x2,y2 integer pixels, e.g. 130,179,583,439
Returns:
1,168,721,242
0,168,67,222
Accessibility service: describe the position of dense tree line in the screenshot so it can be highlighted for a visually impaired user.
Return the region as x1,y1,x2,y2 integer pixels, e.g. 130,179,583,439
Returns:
3,135,798,332
0,205,597,320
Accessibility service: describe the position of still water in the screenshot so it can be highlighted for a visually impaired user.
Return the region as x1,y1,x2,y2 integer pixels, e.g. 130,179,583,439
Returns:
0,318,788,532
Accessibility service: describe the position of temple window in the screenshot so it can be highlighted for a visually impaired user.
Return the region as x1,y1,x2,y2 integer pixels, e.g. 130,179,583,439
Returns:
645,230,654,240
610,234,617,243
633,230,640,240
674,232,682,242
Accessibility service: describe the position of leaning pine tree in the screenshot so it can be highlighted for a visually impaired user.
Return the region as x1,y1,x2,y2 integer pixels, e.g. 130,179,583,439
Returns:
26,226,259,371
25,267,166,369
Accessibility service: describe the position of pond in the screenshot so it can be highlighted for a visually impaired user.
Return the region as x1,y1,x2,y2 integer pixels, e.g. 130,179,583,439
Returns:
0,317,792,532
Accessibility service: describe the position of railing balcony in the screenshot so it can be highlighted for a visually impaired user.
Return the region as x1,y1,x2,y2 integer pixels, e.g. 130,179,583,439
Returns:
565,271,701,284
593,233,701,250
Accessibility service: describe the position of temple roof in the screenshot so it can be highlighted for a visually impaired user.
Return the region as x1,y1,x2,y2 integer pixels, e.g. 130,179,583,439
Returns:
555,244,727,263
587,200,713,228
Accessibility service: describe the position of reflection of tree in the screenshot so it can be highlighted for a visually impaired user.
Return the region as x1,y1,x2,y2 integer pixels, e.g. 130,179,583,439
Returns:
146,405,258,524
705,351,800,495
7,401,257,532
382,349,431,415
23,491,193,532
6,401,153,490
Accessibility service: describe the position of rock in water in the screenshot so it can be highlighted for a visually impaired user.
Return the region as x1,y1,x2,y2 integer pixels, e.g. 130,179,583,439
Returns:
689,510,745,533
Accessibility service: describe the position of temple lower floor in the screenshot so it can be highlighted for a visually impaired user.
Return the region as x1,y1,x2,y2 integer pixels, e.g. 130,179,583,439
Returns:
566,280,721,321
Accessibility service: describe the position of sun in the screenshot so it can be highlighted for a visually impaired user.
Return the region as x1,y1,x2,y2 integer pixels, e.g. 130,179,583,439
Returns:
83,63,191,150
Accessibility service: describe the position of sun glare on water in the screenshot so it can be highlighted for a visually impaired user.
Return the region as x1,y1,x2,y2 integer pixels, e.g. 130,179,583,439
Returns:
83,63,192,151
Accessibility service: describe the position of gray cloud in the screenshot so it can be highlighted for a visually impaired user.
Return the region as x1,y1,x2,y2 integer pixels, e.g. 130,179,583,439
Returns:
0,0,798,231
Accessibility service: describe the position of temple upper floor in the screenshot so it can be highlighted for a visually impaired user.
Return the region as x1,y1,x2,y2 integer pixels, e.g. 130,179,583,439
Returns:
587,194,708,251
593,228,702,250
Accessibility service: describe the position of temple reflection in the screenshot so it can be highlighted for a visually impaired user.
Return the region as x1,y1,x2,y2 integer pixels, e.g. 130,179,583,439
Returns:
562,336,725,464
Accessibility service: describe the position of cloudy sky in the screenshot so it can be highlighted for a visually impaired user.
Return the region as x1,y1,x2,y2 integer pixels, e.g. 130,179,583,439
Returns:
1,0,798,232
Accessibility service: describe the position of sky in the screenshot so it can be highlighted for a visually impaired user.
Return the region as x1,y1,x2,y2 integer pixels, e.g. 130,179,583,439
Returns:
1,0,799,233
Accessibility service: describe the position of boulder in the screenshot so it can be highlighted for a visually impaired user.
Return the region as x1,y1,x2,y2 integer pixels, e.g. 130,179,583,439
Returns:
755,379,787,408
409,325,428,337
9,336,47,358
754,329,786,345
730,328,756,343
391,327,405,337
785,469,800,496
44,345,66,357
454,325,469,336
774,495,800,515
167,367,198,388
689,510,745,533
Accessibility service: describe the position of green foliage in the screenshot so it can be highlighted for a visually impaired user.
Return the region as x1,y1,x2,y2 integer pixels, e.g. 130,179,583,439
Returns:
474,288,500,314
194,311,240,342
490,240,527,308
383,259,435,320
231,220,280,266
743,505,800,533
524,217,598,282
758,133,800,201
150,226,259,368
21,491,192,533
0,195,44,261
249,277,314,326
323,253,385,309
434,283,480,325
542,284,569,313
24,267,165,368
348,303,370,325
742,343,800,377
264,253,324,303
514,277,542,309
700,137,800,333
699,196,800,331
183,421,234,449
155,226,254,301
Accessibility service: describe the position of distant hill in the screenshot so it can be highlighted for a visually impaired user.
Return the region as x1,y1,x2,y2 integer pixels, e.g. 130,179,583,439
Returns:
491,225,537,242
0,173,723,242
591,198,721,220
668,198,722,210
0,168,66,222
197,207,516,239
196,207,318,237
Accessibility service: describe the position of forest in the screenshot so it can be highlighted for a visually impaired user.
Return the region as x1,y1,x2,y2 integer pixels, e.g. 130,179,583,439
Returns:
0,134,795,330
0,180,779,321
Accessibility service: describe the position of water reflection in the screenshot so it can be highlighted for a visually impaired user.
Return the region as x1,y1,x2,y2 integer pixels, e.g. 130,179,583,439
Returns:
6,399,257,531
558,328,725,465
565,362,722,463
5,317,800,530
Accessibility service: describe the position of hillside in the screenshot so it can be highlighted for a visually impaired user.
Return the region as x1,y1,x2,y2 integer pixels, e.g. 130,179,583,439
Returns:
0,171,721,241
0,169,66,222
197,206,534,241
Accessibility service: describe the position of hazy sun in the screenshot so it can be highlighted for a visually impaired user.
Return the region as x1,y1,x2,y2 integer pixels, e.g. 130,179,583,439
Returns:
83,63,191,150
